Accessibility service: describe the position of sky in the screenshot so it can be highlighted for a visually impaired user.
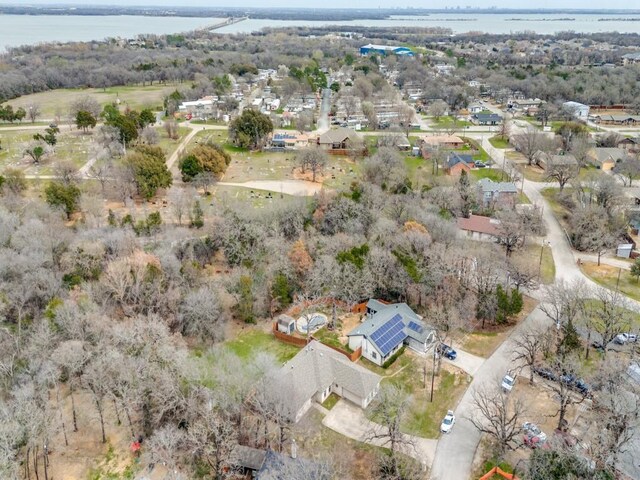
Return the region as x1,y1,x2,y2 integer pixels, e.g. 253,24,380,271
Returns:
6,1,638,10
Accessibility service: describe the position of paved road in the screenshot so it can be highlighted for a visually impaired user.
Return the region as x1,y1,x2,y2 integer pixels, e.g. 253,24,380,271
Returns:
217,179,323,196
323,400,437,470
429,308,552,480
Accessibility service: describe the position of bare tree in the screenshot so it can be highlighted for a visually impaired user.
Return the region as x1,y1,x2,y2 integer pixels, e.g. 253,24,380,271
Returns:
613,154,640,187
512,327,547,384
26,103,41,123
545,161,578,191
512,127,549,166
428,100,448,122
296,147,328,183
585,287,633,355
168,187,193,226
468,385,524,455
295,111,314,133
164,120,180,140
546,357,589,431
365,384,415,479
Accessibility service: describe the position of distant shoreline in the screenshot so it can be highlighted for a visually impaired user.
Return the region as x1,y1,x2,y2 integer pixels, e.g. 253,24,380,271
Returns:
1,6,640,22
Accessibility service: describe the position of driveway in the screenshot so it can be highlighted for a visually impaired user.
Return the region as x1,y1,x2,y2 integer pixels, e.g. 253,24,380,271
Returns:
429,308,552,480
322,400,437,470
416,347,485,377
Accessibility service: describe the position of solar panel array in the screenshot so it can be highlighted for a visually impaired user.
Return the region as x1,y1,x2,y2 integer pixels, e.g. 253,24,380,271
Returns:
407,321,423,334
370,314,406,356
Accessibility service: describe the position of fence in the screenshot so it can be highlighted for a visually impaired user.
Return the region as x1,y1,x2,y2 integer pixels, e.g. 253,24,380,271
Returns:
272,322,362,362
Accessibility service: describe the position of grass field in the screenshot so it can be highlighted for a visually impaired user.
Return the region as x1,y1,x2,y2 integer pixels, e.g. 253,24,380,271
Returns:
7,84,176,119
581,261,640,302
520,243,556,284
488,136,510,149
470,167,509,182
0,129,90,174
156,126,190,160
223,328,299,363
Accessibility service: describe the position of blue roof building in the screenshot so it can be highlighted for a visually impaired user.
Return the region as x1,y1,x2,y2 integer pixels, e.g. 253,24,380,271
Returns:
347,300,434,366
360,44,414,57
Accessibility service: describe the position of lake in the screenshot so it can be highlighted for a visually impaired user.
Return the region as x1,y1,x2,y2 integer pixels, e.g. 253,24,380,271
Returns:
1,13,640,52
0,15,223,51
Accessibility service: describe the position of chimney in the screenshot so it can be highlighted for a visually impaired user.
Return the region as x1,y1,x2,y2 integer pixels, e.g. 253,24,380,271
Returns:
291,439,297,459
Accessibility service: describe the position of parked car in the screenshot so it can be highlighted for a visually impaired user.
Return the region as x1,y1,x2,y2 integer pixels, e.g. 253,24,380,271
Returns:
574,378,592,397
523,422,547,447
591,341,605,352
533,366,557,381
437,343,457,360
614,333,638,345
560,373,577,385
501,374,515,393
474,160,487,168
441,410,456,433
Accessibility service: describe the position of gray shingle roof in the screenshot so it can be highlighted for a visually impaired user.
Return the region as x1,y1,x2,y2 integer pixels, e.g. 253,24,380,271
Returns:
477,178,518,194
318,127,361,145
273,340,380,418
348,303,433,354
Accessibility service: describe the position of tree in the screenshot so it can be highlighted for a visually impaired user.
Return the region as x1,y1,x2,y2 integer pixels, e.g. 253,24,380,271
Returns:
365,384,415,478
229,109,273,149
295,110,314,133
69,96,101,119
468,386,524,455
45,181,81,219
164,120,179,140
179,141,231,182
24,142,47,164
26,103,40,123
2,168,27,195
568,136,592,168
613,154,640,187
512,126,550,166
296,147,328,182
457,170,474,218
545,357,589,430
569,205,617,265
512,327,547,384
554,122,588,151
631,257,640,283
33,126,60,147
545,161,578,191
75,110,97,133
126,145,172,199
190,200,204,228
585,287,633,354
428,100,448,122
539,280,586,355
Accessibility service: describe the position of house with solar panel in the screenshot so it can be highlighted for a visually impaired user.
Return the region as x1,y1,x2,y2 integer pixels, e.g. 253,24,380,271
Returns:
347,300,435,366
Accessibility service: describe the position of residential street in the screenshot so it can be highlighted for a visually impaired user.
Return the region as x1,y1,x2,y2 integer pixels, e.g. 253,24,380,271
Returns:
429,308,552,480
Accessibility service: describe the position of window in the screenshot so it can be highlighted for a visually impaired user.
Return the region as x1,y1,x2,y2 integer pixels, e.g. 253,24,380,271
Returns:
371,352,377,360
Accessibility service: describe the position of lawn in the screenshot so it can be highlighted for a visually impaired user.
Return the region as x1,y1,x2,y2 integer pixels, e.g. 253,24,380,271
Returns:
206,185,300,210
321,393,341,411
580,261,640,303
401,367,471,438
223,328,299,363
518,191,531,204
0,128,90,174
460,331,506,358
314,327,347,351
156,126,190,159
7,84,175,119
519,243,556,285
470,168,509,182
521,164,547,182
220,149,360,189
541,187,573,230
430,116,472,129
488,136,510,149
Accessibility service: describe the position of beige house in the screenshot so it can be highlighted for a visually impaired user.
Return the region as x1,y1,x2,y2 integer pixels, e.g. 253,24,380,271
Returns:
419,134,466,149
534,151,578,171
589,147,626,171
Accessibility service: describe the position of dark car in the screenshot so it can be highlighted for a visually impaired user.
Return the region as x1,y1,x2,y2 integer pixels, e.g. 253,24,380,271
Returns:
560,373,577,385
591,341,605,352
574,379,592,397
437,343,457,360
474,161,487,168
533,366,557,381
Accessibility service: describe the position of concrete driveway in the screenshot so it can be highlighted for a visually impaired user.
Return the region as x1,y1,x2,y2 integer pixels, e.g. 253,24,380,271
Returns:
322,400,437,469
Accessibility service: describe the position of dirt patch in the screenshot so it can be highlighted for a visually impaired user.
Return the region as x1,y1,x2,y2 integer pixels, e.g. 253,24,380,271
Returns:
458,296,538,357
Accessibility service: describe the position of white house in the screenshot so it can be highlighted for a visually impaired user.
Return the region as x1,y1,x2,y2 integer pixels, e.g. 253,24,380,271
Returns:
562,101,590,120
347,300,435,366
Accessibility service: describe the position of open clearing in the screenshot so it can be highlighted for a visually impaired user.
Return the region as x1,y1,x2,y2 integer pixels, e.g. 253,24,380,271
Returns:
7,84,176,119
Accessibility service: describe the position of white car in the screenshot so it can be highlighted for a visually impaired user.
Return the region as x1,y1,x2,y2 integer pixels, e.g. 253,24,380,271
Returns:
523,422,547,443
614,333,638,345
501,374,515,393
441,410,456,434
